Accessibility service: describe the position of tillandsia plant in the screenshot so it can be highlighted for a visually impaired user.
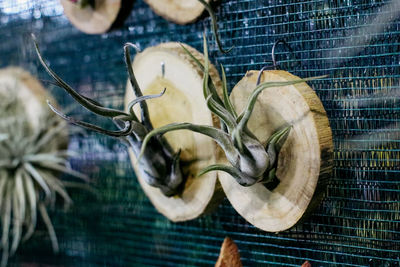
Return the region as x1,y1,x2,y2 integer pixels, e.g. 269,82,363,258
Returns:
0,84,88,267
140,36,322,186
32,35,185,197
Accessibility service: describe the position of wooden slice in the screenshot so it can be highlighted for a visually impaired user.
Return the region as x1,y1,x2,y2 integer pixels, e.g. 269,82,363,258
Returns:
124,42,224,222
0,67,67,152
144,0,209,25
0,68,55,130
218,70,333,232
60,0,134,34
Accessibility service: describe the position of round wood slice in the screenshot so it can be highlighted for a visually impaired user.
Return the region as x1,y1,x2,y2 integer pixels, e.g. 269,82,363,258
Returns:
60,0,133,34
144,0,209,25
218,70,333,232
124,42,224,222
0,68,55,130
0,67,67,153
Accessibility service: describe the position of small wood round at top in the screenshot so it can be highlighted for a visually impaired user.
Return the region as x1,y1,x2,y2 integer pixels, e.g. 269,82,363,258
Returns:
144,0,209,25
218,70,333,232
60,0,133,34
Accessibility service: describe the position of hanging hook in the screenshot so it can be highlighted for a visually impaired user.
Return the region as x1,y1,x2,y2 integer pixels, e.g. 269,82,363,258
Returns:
257,40,300,85
161,61,165,78
271,40,296,70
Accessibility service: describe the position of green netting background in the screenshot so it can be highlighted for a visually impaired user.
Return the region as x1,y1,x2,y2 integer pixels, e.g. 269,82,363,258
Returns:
1,0,399,266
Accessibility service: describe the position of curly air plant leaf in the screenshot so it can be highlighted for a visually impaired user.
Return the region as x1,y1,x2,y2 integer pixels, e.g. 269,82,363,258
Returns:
140,36,324,186
0,84,88,267
33,35,184,197
197,0,234,54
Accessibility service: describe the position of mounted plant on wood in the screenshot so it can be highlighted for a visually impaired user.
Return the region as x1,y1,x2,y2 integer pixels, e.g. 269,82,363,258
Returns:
60,0,135,34
140,37,333,232
33,36,224,222
0,68,89,267
219,41,333,232
124,42,224,221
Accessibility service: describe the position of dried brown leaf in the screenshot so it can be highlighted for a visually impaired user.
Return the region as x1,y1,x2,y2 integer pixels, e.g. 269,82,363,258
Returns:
215,237,242,267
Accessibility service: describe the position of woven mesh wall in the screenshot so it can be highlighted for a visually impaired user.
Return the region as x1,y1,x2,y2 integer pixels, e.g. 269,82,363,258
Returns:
1,0,399,266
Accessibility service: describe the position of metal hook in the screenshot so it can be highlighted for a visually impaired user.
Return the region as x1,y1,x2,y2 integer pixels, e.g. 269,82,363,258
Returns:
257,40,300,84
161,61,165,78
271,40,296,70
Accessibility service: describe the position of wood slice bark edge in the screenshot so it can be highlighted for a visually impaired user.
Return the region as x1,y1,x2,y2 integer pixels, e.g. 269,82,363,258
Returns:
218,70,333,232
0,67,67,150
124,42,225,222
60,0,134,34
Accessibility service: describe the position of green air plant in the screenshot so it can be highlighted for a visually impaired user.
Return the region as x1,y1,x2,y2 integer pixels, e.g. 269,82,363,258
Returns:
140,36,323,186
0,82,88,267
33,36,184,197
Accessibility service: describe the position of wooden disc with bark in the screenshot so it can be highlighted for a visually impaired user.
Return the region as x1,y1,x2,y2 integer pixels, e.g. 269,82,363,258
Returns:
124,42,224,222
0,67,67,156
60,0,134,34
0,68,57,130
144,0,209,24
218,70,333,232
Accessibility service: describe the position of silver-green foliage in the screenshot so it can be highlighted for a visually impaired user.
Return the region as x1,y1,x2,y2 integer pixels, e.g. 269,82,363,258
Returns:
33,36,184,197
0,84,87,267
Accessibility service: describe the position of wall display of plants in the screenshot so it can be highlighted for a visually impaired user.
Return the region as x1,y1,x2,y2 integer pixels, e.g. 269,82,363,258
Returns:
33,33,332,230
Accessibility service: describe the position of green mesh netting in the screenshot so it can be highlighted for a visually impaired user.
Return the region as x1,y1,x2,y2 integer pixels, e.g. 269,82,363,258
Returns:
0,0,399,266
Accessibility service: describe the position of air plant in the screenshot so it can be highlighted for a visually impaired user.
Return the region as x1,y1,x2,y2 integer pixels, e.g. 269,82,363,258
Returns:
0,84,88,267
140,36,322,186
32,35,185,197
